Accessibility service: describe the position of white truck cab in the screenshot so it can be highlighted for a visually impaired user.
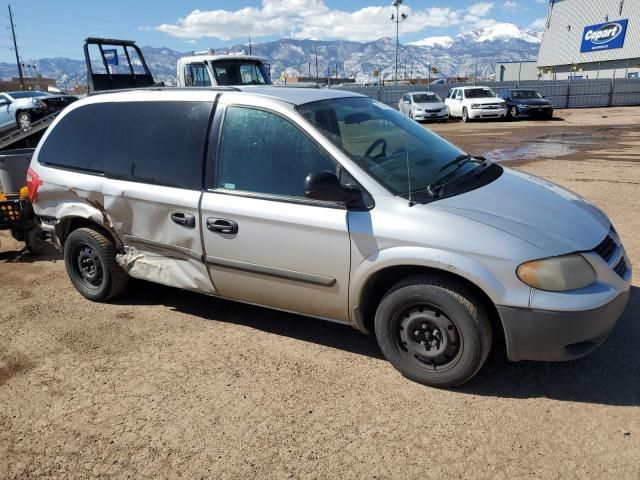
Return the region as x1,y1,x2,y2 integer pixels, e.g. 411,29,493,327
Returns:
177,51,271,87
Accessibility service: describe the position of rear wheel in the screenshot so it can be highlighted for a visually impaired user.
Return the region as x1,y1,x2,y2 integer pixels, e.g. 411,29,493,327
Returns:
25,226,46,254
64,227,128,302
374,274,492,387
17,111,32,130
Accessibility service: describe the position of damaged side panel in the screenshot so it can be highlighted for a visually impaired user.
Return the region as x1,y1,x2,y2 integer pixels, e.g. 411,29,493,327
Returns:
33,166,216,295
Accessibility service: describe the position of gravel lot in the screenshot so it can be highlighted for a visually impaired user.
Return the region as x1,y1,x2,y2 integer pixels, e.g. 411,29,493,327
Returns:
1,107,639,479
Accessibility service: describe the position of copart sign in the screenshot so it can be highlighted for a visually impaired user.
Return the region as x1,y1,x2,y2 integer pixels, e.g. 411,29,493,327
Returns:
581,19,628,53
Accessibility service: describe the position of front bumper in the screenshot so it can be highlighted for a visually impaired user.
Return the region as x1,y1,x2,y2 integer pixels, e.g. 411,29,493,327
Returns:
517,106,553,117
414,111,448,121
497,289,630,362
468,108,507,119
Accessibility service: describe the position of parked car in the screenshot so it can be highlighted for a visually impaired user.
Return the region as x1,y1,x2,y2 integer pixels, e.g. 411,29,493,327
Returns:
0,91,77,132
29,88,631,387
497,89,554,119
445,87,507,122
398,91,448,122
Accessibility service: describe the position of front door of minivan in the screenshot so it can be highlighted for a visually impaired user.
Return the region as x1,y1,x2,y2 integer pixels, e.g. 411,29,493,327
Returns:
200,104,351,322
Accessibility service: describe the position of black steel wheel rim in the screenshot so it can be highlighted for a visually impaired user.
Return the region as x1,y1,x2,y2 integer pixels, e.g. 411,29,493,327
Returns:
73,243,104,288
393,303,463,372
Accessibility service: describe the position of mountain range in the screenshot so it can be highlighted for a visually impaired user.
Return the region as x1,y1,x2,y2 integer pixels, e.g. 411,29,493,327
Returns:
0,23,542,87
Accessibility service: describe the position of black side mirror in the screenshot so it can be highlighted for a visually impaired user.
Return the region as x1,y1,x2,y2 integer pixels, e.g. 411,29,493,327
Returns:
304,171,363,207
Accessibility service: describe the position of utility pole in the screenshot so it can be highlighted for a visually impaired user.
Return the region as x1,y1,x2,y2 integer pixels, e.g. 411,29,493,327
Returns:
315,47,319,80
9,5,24,91
308,62,311,77
248,36,252,55
390,1,408,85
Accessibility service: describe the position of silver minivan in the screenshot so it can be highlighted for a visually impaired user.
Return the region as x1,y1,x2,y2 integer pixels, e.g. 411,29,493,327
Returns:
29,87,631,387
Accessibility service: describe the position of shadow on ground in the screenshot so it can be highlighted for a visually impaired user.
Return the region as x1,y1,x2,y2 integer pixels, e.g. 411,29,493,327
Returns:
116,281,639,407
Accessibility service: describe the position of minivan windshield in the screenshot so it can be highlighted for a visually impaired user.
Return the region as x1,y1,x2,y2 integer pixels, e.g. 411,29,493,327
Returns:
9,91,50,99
465,88,496,99
412,93,441,103
297,97,494,198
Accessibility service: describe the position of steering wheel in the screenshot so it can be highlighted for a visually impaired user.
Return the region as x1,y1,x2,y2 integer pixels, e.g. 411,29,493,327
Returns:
364,138,388,159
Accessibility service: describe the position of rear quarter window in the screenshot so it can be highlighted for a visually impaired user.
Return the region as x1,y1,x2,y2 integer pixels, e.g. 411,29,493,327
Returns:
38,103,111,173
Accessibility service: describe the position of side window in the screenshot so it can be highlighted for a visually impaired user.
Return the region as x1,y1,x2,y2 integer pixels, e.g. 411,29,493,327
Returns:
184,64,211,87
457,90,464,100
105,101,213,190
38,103,110,173
215,106,337,199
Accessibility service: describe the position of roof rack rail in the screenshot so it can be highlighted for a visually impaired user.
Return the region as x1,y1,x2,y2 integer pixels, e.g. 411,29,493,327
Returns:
88,86,242,97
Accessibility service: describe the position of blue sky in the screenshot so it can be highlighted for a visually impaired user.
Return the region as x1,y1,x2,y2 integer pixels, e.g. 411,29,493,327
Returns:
1,0,548,62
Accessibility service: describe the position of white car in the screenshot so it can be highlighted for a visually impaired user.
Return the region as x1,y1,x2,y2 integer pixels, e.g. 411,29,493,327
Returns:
445,87,507,122
398,92,448,122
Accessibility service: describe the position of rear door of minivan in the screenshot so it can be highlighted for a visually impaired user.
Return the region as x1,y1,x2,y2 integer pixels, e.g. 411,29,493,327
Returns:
199,97,352,323
101,99,216,294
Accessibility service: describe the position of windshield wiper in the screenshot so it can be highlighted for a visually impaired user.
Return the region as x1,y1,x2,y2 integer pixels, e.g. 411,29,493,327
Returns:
426,155,488,198
438,154,486,172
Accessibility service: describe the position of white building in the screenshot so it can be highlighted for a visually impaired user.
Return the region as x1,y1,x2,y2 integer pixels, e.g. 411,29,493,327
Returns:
537,0,640,80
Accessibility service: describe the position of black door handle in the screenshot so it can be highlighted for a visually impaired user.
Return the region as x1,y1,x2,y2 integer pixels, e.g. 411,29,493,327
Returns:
171,212,196,228
207,218,238,235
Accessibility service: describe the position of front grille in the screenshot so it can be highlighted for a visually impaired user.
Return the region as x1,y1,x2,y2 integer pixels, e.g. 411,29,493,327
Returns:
483,104,501,109
613,257,628,278
593,234,617,263
426,108,442,112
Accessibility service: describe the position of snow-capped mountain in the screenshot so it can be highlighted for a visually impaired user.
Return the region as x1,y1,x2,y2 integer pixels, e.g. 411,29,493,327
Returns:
0,23,541,86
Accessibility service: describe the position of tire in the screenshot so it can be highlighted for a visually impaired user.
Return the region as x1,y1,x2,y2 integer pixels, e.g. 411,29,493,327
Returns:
17,111,32,130
462,107,470,123
25,226,46,254
509,106,518,119
374,274,492,387
64,227,128,302
547,110,554,120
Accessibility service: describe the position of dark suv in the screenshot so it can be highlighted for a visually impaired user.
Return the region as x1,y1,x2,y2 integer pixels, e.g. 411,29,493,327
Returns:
497,89,553,120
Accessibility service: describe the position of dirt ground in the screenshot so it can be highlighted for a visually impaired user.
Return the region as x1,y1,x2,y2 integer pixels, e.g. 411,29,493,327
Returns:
1,107,639,479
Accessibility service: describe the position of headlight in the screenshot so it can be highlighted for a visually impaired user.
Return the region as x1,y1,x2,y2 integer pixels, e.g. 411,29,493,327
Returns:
520,104,530,109
517,254,596,292
471,104,481,109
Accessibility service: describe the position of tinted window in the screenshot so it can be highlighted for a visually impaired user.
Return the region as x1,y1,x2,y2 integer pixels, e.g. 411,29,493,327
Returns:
184,64,211,87
10,91,50,99
213,61,269,86
215,106,336,198
413,93,441,103
105,101,212,190
38,103,110,173
464,88,496,99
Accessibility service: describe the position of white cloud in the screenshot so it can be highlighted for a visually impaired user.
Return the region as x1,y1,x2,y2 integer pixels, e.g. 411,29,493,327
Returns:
155,0,498,42
530,17,547,30
504,1,518,12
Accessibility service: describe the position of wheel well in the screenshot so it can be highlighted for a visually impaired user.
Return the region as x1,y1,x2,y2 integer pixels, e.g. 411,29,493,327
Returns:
56,217,119,250
358,265,505,353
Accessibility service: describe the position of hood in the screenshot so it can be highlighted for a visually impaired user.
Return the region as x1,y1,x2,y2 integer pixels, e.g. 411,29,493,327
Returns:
432,168,610,255
515,98,551,106
471,97,505,105
415,102,445,109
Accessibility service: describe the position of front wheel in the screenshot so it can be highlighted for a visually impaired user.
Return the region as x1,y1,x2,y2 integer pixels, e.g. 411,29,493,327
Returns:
462,107,470,123
509,106,518,119
17,111,32,130
64,227,129,302
374,274,492,387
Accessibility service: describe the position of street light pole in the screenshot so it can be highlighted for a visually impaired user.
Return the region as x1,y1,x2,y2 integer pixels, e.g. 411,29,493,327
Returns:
390,0,408,85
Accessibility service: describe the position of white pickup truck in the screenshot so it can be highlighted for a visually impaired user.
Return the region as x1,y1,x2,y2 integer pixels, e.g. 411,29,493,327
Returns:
444,86,507,122
177,50,271,87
